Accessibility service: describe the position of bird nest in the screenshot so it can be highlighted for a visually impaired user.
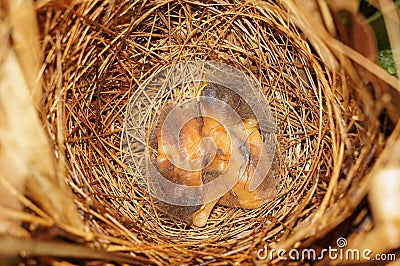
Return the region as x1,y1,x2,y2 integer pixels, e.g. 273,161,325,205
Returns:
3,0,394,265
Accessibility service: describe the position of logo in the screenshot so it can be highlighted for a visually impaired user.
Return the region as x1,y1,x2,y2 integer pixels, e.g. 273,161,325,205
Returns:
257,237,397,262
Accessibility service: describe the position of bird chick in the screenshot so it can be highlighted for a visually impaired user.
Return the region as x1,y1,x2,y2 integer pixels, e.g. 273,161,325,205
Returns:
154,83,276,226
217,118,276,209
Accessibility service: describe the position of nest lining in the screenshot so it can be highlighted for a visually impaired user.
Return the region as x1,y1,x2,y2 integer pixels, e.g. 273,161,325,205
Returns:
40,0,381,264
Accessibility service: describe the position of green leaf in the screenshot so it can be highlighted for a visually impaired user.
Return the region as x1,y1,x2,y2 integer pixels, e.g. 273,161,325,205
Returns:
378,49,398,77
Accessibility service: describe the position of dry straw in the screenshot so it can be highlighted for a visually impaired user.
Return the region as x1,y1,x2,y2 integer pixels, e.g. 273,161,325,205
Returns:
0,0,399,265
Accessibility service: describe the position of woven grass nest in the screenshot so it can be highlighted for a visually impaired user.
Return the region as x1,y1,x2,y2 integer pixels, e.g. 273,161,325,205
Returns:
1,0,400,265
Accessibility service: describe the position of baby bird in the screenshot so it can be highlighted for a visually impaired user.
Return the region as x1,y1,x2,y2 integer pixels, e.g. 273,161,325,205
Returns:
155,83,276,226
216,118,276,209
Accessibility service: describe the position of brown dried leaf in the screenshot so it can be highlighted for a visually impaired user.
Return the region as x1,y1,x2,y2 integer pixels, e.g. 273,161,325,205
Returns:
329,0,359,14
0,3,87,238
7,0,42,106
